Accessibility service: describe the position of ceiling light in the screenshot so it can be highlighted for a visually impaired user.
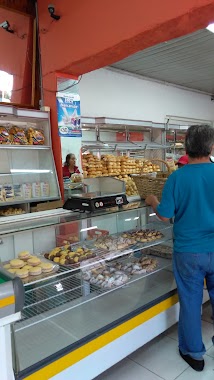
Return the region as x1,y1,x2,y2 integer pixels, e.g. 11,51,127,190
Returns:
206,23,214,33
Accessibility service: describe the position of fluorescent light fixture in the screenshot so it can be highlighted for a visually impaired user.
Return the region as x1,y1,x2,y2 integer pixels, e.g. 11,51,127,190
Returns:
134,217,139,220
10,169,51,174
125,218,132,221
207,23,214,33
149,213,156,217
80,226,97,232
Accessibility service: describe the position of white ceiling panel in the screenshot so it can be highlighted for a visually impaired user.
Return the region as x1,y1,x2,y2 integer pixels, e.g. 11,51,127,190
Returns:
111,30,214,94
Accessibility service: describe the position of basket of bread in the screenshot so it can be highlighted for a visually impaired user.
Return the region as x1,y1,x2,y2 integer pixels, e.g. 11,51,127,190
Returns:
132,159,171,199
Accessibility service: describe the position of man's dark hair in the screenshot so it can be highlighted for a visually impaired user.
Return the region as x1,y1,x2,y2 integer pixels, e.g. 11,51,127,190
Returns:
185,124,214,158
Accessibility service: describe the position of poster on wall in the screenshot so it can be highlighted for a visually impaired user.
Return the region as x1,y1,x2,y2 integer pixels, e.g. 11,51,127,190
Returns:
56,92,82,137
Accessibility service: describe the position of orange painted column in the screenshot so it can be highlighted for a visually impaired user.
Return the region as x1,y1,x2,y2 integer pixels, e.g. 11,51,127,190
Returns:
42,73,64,196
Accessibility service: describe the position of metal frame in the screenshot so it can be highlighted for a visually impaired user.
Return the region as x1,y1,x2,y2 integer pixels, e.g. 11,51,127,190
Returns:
81,117,168,159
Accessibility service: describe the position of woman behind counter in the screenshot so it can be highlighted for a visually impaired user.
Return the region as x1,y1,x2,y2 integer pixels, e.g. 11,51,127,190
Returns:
63,153,80,178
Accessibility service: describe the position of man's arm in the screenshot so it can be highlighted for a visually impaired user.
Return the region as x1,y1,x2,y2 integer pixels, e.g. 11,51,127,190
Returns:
145,195,170,222
145,174,176,222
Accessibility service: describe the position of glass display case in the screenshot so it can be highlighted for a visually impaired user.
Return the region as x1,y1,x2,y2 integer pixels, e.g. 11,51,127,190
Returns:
0,204,176,379
0,105,60,212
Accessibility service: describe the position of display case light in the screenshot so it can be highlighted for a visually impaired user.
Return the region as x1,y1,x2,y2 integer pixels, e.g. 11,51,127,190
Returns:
80,226,98,232
10,169,51,174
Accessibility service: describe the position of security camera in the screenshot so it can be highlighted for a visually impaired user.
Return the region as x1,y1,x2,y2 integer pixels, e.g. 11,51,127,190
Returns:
0,20,14,33
48,4,61,20
0,21,9,29
48,4,55,15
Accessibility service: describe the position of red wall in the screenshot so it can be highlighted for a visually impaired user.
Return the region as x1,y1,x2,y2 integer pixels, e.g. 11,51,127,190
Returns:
0,8,33,104
38,0,214,76
37,0,214,197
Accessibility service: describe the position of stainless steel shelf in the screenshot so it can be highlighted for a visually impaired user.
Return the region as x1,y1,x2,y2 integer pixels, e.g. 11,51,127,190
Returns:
82,141,168,151
95,117,165,129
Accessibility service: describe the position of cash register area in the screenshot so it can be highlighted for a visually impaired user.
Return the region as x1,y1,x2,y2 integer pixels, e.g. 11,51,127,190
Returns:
95,303,214,380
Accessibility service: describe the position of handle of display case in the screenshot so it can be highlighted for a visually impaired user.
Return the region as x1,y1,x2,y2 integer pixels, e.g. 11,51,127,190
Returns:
13,277,25,313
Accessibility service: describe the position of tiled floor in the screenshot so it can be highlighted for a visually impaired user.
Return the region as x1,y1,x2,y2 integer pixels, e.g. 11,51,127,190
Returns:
95,302,214,380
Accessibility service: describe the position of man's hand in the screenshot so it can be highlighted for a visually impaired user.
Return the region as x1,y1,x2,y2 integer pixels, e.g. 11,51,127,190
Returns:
145,194,169,222
145,195,159,207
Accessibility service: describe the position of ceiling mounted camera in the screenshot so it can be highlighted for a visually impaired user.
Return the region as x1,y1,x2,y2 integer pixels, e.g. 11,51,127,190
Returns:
0,20,14,33
48,4,61,21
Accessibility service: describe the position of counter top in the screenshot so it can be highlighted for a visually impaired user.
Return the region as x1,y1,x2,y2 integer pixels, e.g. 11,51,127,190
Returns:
0,201,147,235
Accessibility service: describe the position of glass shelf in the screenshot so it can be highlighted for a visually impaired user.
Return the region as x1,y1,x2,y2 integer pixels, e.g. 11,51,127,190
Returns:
0,145,51,150
0,148,60,205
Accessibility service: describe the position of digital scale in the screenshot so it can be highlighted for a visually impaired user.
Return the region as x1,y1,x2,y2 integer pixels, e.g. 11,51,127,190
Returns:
63,191,128,212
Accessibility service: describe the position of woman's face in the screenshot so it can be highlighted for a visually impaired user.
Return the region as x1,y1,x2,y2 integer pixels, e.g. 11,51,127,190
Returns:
69,155,76,166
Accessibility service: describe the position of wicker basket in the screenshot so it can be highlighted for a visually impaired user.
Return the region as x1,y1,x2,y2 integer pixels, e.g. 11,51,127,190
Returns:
132,159,171,199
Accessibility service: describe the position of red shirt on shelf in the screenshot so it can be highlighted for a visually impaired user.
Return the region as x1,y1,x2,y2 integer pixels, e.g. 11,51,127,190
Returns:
63,165,80,178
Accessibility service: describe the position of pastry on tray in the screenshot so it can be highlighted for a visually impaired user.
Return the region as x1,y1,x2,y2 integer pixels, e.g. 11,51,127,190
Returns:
94,236,133,251
110,257,158,275
3,251,55,281
16,268,29,279
10,259,25,269
29,267,42,276
82,264,129,288
18,251,31,260
44,245,96,266
27,256,41,266
122,229,163,243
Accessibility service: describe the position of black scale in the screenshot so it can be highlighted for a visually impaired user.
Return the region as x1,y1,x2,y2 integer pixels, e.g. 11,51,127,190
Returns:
63,191,128,212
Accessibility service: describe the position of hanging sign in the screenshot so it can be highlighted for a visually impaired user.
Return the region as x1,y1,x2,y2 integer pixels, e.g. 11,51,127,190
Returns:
56,92,82,137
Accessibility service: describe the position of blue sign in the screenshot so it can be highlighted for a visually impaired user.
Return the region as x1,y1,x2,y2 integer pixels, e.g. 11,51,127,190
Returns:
57,93,82,137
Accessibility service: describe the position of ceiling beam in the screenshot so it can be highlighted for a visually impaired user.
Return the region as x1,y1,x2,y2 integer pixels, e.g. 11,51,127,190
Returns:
0,0,35,16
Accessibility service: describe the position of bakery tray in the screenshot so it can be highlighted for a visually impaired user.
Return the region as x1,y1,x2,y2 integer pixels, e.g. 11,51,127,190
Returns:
0,212,26,217
82,263,130,290
42,225,171,271
2,255,59,285
107,253,170,281
141,244,172,259
43,241,134,272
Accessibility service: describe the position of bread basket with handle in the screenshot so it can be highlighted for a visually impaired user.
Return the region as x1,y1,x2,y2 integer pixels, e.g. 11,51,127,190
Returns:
132,159,172,199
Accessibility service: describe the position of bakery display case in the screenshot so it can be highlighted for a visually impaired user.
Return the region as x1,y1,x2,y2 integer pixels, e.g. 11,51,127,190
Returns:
0,203,179,380
0,105,60,214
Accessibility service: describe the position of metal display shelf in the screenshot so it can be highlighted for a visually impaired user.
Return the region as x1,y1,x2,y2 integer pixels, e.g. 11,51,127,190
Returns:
0,105,61,210
0,104,49,121
0,203,177,379
82,141,168,151
15,246,172,332
14,221,173,331
95,117,165,129
81,116,166,162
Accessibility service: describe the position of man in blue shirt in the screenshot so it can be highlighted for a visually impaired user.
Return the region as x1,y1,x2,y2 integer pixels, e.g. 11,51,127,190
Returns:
146,124,214,372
